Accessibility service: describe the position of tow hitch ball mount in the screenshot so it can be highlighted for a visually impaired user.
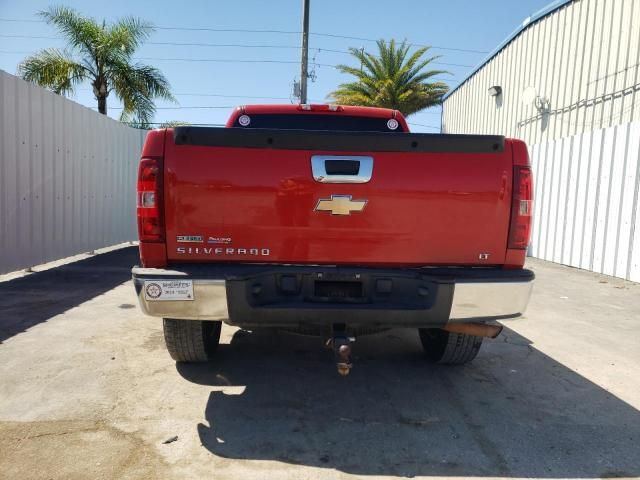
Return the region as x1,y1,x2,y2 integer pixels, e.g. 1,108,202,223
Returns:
326,325,355,376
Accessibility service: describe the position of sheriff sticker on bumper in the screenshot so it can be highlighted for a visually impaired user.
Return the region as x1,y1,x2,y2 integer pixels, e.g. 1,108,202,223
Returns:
144,280,194,301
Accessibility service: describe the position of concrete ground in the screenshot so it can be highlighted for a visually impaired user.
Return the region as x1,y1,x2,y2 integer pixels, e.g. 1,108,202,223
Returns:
0,247,639,480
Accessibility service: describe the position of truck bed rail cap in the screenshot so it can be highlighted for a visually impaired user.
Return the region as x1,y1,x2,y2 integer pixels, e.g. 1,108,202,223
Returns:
173,127,505,154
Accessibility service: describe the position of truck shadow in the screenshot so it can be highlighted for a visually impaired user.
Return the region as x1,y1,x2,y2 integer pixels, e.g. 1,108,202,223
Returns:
177,327,640,478
0,246,138,343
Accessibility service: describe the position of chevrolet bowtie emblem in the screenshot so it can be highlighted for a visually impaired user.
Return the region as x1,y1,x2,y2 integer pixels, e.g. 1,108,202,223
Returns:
314,195,368,216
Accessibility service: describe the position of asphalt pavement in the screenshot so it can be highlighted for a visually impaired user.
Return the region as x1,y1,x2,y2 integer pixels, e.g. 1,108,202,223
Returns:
1,246,638,480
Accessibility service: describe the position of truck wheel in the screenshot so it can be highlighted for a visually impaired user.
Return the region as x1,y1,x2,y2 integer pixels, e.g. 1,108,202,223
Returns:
162,319,222,362
418,328,483,365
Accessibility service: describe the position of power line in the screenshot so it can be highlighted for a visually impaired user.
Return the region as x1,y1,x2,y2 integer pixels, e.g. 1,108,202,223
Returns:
85,101,443,119
158,26,300,35
77,87,295,100
152,28,488,54
137,56,301,65
168,92,292,100
123,122,226,126
0,34,302,50
0,50,455,81
0,35,473,67
0,34,59,40
0,50,299,65
310,33,488,54
130,121,443,129
0,18,41,23
151,41,298,50
0,18,488,54
120,116,441,131
407,122,440,130
97,105,236,110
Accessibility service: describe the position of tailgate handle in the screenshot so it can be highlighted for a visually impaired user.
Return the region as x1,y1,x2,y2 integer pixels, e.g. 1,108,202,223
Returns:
311,155,373,183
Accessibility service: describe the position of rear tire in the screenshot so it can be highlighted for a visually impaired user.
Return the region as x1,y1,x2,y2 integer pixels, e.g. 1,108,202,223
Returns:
418,328,483,365
163,319,222,362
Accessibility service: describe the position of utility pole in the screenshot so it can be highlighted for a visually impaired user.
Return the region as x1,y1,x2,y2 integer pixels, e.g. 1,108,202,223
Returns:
299,0,310,104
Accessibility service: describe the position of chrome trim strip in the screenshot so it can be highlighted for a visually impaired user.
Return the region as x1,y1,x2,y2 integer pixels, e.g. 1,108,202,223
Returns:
311,155,373,183
449,281,534,321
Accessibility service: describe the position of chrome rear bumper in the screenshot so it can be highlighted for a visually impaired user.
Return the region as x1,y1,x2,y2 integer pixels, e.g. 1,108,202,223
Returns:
132,266,533,325
449,281,533,322
133,267,228,321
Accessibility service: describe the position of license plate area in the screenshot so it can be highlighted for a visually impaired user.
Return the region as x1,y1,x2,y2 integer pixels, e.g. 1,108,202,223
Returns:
233,269,440,310
314,280,363,300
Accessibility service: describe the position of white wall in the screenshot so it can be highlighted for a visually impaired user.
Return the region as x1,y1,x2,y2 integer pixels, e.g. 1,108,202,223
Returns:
442,0,640,148
440,0,640,281
529,120,640,281
0,71,147,274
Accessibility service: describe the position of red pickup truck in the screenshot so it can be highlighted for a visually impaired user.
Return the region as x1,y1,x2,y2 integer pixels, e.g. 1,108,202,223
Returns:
132,104,534,374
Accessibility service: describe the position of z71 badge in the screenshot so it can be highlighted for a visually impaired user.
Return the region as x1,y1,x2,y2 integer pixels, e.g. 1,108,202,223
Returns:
176,235,203,243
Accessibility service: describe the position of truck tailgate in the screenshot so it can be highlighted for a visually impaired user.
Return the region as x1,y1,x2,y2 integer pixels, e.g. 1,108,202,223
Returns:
163,128,513,267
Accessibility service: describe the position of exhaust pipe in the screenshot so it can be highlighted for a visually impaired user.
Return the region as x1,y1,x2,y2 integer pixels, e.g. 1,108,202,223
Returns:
443,323,503,339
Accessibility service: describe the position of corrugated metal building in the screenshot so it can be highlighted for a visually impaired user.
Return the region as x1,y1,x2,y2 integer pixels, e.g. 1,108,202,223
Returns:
441,0,640,282
442,0,640,145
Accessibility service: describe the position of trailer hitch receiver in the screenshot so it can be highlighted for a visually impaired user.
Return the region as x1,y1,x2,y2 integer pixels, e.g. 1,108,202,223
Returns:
327,325,355,376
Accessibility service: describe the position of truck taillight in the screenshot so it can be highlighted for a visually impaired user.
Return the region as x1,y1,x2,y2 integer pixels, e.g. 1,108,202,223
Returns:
508,166,533,249
137,157,164,242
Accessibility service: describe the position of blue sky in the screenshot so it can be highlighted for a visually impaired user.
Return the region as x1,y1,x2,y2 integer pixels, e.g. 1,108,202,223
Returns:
0,0,550,131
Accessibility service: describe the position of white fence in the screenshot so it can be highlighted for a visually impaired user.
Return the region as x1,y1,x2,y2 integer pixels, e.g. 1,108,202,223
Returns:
0,71,146,274
530,120,640,282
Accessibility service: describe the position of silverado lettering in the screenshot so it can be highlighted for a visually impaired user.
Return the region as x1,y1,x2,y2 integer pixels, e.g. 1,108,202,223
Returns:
176,247,270,256
132,104,535,375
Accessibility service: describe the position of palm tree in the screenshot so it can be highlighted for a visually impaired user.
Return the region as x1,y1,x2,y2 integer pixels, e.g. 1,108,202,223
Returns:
329,39,449,117
18,5,174,125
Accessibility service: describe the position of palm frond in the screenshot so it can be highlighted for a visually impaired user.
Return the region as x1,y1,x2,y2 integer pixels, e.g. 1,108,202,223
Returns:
106,17,153,57
38,6,101,59
328,38,450,117
18,48,87,95
110,60,175,124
